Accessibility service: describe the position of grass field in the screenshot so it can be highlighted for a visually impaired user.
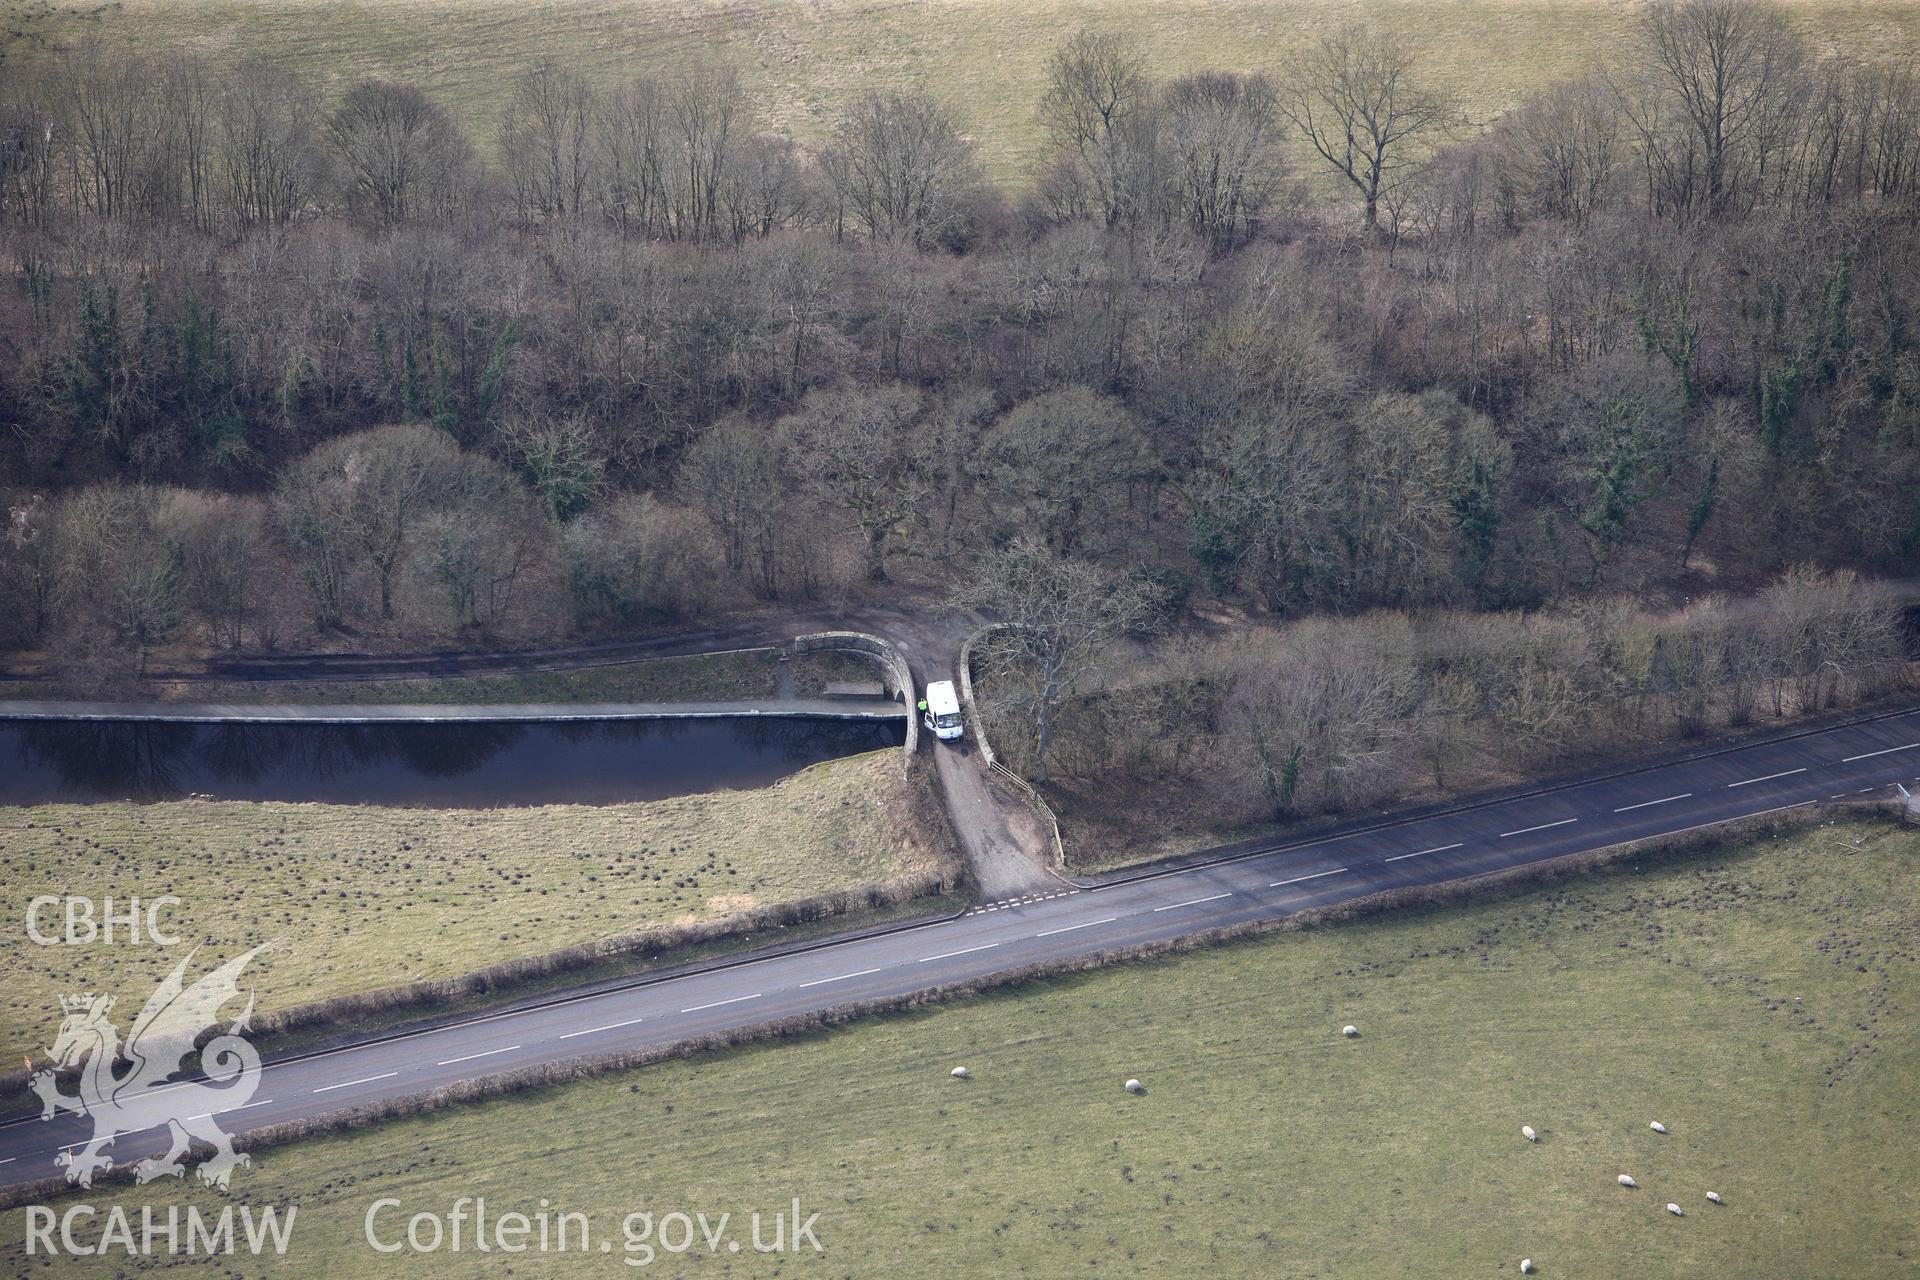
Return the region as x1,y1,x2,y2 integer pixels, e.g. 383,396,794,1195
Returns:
0,749,948,1057
64,0,1920,185
8,817,1913,1276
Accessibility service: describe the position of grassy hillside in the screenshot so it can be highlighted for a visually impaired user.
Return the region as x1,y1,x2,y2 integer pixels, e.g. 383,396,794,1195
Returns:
68,0,1920,184
1,749,948,1055
8,817,1914,1276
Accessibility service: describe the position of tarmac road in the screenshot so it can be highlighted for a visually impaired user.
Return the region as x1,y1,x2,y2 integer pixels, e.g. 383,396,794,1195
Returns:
4,701,1919,1191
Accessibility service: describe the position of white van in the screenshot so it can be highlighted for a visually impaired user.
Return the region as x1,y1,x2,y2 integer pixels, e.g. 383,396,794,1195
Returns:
922,680,965,741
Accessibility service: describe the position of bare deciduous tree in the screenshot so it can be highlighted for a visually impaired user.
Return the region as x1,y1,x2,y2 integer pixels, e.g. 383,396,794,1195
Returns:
273,423,464,621
413,452,547,628
667,66,741,242
1219,618,1418,818
1037,29,1152,228
0,491,60,645
562,492,713,625
594,76,668,234
677,413,794,598
1499,77,1624,226
824,91,978,247
498,58,596,224
326,79,473,227
51,483,184,672
978,386,1157,554
59,42,150,219
1279,23,1453,229
165,491,268,649
1160,70,1286,250
956,536,1162,780
782,383,929,580
1623,0,1804,217
0,57,61,225
215,56,324,226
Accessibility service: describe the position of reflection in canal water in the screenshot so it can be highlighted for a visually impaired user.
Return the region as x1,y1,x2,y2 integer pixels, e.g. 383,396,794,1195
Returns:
0,715,905,807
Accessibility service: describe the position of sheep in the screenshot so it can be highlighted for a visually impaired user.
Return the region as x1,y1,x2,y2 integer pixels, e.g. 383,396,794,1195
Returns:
950,1067,970,1079
1124,1078,1144,1094
1706,1192,1725,1205
1520,1259,1536,1274
1618,1175,1638,1188
1649,1121,1668,1134
1521,1125,1538,1142
1342,1025,1359,1038
1666,1203,1684,1217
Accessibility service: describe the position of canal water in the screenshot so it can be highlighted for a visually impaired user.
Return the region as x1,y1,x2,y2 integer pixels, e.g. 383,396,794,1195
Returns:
0,716,906,807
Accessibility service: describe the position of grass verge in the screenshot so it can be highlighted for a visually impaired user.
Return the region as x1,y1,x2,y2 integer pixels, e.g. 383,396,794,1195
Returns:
4,813,1912,1275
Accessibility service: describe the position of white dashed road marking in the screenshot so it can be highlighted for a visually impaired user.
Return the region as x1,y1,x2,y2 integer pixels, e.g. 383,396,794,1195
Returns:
1842,744,1919,762
437,1046,519,1067
681,995,761,1014
1385,843,1461,862
314,1073,397,1094
1728,768,1805,787
798,967,884,989
560,1017,645,1040
1153,893,1233,912
1500,818,1578,838
918,943,1000,963
1036,917,1118,938
1270,867,1349,888
187,1099,273,1121
1614,794,1691,812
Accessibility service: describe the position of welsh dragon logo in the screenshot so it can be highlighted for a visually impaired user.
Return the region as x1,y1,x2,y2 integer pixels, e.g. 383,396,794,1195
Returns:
30,945,269,1190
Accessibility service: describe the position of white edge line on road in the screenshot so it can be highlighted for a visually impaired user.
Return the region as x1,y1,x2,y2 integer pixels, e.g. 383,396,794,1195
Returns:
1500,817,1578,838
1728,767,1806,787
1614,793,1691,812
0,1157,13,1165
1270,867,1349,888
313,1072,397,1094
560,1017,645,1040
1842,743,1919,762
437,1045,521,1067
1385,843,1462,862
918,943,999,963
681,994,761,1013
187,1099,274,1121
1036,916,1118,938
1153,893,1233,912
798,967,884,989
